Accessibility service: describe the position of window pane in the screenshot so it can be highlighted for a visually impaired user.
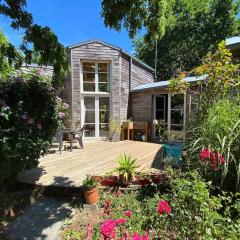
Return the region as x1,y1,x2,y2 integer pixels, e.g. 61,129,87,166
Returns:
170,125,184,140
83,82,95,92
99,83,110,92
84,97,95,109
99,124,109,137
156,110,164,120
85,110,95,123
98,63,108,72
99,97,110,110
83,72,95,82
85,124,95,137
171,94,184,109
83,62,95,72
171,110,184,124
99,111,110,123
156,97,165,109
99,73,108,82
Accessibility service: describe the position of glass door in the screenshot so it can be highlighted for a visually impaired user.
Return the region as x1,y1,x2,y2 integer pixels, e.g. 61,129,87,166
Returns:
83,96,110,138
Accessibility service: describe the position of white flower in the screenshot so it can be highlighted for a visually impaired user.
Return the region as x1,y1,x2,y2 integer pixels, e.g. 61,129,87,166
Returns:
153,119,158,125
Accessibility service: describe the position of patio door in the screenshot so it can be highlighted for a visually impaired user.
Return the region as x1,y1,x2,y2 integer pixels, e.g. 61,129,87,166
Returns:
83,96,110,138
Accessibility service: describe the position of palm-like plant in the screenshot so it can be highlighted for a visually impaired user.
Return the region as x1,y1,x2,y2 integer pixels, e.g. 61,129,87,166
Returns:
115,154,138,185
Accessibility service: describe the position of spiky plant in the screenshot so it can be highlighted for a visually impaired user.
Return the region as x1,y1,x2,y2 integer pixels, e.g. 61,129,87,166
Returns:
115,154,138,184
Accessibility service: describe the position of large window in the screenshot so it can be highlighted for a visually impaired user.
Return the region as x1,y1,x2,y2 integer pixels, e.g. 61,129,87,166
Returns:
82,62,110,92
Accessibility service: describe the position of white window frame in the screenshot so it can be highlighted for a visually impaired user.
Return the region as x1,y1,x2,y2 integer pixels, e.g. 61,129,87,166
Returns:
80,61,111,94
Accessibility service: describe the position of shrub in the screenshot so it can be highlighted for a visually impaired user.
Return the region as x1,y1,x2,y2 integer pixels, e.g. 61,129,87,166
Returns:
186,98,240,192
0,73,65,185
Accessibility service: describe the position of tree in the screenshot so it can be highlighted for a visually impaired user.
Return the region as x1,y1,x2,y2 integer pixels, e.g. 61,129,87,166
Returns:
134,0,240,79
0,29,23,77
0,0,68,87
101,0,240,80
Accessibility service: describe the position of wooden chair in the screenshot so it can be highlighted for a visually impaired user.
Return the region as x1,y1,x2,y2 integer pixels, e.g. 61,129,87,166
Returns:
73,124,86,149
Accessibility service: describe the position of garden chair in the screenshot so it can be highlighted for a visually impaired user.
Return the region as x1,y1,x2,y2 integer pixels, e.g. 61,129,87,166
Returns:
73,124,86,149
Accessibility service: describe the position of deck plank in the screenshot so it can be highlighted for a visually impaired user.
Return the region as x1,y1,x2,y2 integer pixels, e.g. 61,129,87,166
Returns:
18,141,162,187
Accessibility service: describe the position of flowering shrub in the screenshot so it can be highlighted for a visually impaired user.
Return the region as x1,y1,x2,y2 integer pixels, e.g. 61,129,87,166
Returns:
60,171,240,239
0,73,66,184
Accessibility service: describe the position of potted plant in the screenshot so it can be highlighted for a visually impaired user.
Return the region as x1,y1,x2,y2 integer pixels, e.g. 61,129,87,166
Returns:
109,118,121,142
82,175,99,205
115,154,138,186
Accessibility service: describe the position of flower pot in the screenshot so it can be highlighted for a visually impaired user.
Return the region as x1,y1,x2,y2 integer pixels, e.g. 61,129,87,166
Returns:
112,132,120,142
120,174,132,186
84,187,99,205
100,176,118,187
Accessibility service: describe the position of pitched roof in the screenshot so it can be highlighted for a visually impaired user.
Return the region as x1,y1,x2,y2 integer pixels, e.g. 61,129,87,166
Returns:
226,36,240,50
132,75,206,92
68,39,155,72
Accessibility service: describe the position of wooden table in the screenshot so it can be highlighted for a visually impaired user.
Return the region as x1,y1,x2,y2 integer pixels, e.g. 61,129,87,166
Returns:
121,122,149,141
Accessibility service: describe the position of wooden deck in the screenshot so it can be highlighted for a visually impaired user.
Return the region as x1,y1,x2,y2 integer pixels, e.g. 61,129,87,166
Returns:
17,141,162,188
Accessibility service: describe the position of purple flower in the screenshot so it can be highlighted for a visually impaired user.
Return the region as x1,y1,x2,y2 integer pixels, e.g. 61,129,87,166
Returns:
0,99,6,106
36,123,42,129
27,118,34,124
58,112,65,119
21,113,28,120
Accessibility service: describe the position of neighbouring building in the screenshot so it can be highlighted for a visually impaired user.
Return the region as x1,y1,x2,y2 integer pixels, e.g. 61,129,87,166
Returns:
64,38,240,141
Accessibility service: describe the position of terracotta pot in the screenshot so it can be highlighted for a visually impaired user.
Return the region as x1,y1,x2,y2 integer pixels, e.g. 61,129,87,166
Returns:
100,176,118,187
84,187,99,205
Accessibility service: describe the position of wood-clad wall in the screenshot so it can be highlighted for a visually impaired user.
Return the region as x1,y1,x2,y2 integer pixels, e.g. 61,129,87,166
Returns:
69,42,120,124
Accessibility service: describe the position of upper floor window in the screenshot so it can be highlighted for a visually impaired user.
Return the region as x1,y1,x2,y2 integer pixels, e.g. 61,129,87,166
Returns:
82,62,110,93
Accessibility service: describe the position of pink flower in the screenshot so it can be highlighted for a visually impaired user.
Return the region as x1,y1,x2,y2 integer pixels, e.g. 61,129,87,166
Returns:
115,191,122,197
36,123,42,129
27,118,34,125
100,219,116,240
132,232,149,240
125,210,132,218
0,99,6,106
157,201,171,215
86,224,93,240
199,148,211,160
115,218,127,225
58,112,65,119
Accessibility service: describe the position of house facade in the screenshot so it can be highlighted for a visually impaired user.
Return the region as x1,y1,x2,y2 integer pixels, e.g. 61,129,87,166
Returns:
64,38,239,141
64,40,154,139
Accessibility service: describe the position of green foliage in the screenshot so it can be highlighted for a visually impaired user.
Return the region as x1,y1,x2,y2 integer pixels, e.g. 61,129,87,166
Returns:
101,0,175,40
0,73,63,185
0,0,68,87
82,176,98,190
0,29,23,77
186,99,240,192
134,0,240,80
115,154,138,182
62,171,240,239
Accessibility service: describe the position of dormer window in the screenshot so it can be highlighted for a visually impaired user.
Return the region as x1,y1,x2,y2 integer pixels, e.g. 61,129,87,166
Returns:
82,62,110,93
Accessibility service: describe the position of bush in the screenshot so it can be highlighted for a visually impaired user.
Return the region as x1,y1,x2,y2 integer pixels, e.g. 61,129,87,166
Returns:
60,171,240,240
0,74,64,185
186,98,240,192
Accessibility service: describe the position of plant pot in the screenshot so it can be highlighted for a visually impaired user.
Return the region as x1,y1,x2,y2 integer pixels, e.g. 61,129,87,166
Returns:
84,187,99,205
119,174,132,186
112,132,120,142
100,176,118,187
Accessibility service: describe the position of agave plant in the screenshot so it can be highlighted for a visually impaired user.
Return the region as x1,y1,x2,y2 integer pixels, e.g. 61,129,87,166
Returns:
115,154,138,185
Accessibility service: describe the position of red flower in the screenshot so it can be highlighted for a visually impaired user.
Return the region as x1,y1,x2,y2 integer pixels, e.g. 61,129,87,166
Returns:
115,218,127,225
132,232,149,240
125,210,133,218
100,219,116,240
199,148,211,160
115,191,122,197
157,201,171,214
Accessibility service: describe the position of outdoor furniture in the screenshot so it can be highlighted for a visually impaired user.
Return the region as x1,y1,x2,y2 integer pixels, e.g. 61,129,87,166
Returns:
56,125,86,153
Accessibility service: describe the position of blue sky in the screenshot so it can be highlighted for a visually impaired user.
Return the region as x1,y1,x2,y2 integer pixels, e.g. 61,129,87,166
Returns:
0,0,135,53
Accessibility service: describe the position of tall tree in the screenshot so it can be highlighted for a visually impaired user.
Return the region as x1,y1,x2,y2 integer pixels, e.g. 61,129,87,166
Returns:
102,0,240,80
0,0,68,87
